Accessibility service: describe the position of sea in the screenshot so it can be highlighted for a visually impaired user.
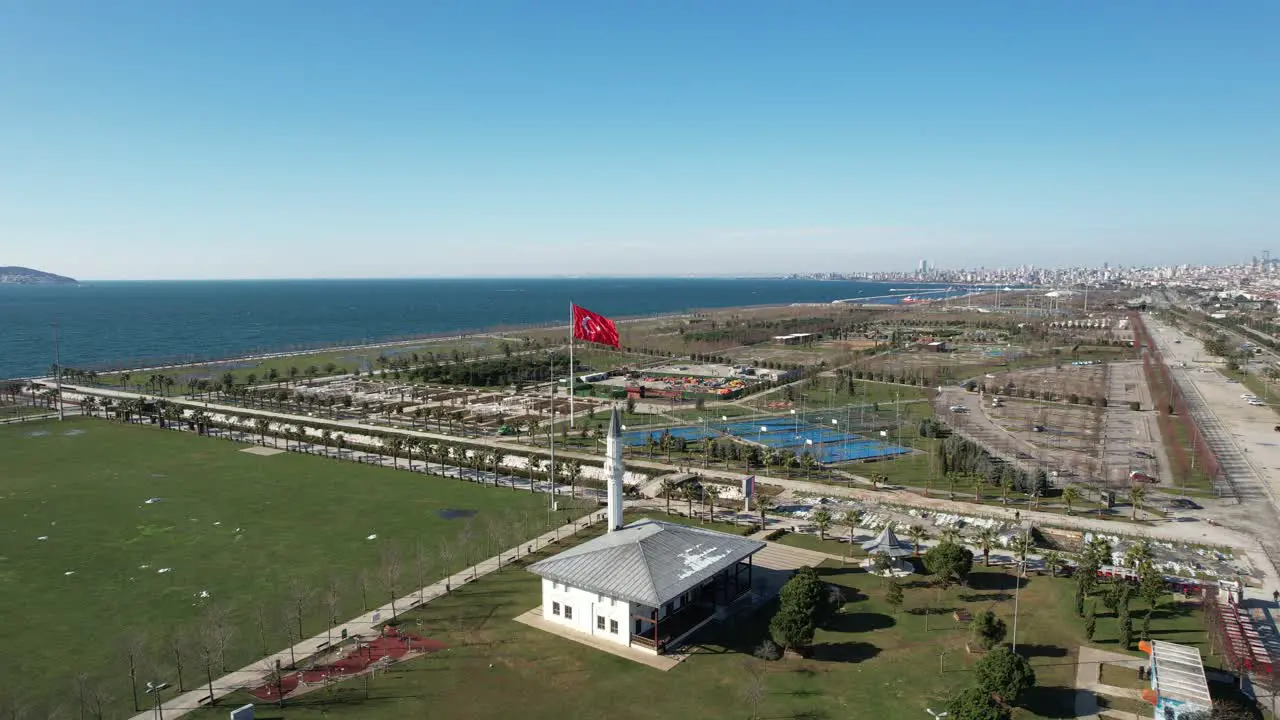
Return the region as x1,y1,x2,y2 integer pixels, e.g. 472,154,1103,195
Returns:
0,278,957,379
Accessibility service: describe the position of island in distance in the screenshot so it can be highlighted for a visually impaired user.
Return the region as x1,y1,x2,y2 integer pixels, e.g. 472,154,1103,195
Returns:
0,266,78,285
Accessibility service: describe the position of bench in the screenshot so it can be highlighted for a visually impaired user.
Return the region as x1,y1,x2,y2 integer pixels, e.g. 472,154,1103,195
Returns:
953,609,972,623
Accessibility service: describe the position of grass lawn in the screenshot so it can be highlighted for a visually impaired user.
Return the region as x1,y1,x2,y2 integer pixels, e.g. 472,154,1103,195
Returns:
184,552,1215,720
774,531,864,558
0,417,556,715
0,403,54,419
751,377,929,410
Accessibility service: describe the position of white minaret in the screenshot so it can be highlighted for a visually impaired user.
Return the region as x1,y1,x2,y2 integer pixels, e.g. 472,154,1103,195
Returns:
604,405,625,532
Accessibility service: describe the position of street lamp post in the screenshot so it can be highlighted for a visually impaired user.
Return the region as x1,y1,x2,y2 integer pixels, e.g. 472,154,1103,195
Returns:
145,680,169,720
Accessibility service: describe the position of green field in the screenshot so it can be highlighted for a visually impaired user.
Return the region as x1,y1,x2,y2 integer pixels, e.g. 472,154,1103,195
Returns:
185,547,1217,720
0,417,557,715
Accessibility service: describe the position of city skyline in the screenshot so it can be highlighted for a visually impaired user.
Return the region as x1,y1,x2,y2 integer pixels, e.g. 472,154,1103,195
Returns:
3,1,1278,280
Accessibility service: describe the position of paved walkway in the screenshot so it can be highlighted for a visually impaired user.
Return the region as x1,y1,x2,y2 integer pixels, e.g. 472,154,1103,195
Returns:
1073,646,1145,720
127,510,603,720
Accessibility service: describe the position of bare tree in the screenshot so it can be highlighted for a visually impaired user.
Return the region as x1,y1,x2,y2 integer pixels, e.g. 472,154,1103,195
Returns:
73,673,90,720
458,521,477,581
324,578,342,647
438,538,458,593
253,603,271,656
287,576,310,641
123,629,149,711
197,607,229,703
358,569,372,611
379,543,403,618
485,514,508,570
740,660,767,720
165,627,189,692
279,607,297,669
414,539,433,603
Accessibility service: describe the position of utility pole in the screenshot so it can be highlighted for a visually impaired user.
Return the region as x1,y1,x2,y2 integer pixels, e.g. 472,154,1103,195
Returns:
53,322,65,421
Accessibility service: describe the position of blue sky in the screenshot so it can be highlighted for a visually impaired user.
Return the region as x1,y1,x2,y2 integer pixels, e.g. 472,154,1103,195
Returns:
2,1,1277,279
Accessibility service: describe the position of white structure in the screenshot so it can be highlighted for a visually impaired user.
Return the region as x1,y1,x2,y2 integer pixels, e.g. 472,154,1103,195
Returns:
527,406,764,654
1141,639,1212,719
604,407,625,532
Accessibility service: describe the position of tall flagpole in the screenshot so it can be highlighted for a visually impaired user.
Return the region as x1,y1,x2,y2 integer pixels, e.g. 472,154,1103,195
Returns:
569,302,575,428
549,353,557,512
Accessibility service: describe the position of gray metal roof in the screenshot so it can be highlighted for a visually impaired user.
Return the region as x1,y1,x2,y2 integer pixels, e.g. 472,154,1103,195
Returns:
861,526,914,557
527,519,765,607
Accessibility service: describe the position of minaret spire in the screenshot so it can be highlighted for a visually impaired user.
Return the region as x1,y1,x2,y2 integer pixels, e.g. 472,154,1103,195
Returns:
604,405,625,532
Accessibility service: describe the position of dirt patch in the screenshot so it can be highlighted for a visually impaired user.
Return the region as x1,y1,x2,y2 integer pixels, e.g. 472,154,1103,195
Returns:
241,446,286,456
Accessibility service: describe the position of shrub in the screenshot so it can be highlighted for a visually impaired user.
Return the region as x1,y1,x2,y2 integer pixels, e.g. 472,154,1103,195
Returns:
764,528,789,541
753,638,782,661
974,646,1037,705
924,541,974,587
971,609,1008,651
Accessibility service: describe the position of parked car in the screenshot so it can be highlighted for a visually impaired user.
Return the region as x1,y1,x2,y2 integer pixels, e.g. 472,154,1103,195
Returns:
1129,470,1159,483
948,405,969,413
1133,450,1154,459
1249,399,1266,406
1169,498,1202,511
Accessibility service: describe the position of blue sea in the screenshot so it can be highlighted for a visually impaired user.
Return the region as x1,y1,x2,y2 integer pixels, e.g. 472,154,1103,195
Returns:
0,278,948,379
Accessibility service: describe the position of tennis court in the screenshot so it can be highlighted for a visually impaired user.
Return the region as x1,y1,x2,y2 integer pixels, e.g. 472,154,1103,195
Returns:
620,414,912,463
622,426,715,446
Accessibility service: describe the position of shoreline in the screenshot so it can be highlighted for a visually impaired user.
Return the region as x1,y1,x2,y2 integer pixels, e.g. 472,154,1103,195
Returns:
8,283,984,382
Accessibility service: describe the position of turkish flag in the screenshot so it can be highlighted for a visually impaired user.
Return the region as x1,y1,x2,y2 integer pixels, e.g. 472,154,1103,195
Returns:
572,304,620,348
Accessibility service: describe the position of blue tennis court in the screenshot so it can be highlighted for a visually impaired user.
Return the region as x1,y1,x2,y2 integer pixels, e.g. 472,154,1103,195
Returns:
814,441,912,464
620,416,912,462
622,426,715,446
755,427,853,448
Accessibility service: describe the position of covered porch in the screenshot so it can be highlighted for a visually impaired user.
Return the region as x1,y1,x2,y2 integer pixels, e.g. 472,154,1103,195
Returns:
631,556,754,653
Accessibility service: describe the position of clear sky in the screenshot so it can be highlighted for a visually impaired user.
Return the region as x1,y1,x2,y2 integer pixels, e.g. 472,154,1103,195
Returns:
2,1,1277,280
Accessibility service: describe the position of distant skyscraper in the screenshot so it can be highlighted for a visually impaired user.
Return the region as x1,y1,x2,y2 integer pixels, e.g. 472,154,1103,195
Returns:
918,259,928,275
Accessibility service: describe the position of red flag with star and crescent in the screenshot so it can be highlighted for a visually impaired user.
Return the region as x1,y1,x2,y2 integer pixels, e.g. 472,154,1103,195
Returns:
572,304,620,348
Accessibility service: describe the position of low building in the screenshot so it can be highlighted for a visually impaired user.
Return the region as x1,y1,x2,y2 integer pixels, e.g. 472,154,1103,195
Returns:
525,406,764,654
773,333,815,345
1140,639,1212,719
528,518,763,654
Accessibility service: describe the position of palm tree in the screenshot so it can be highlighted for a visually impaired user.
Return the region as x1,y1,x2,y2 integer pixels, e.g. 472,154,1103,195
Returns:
1062,484,1080,515
120,371,132,389
756,493,773,531
319,429,332,457
812,507,832,541
1129,486,1146,521
386,436,404,469
1124,539,1153,569
660,478,676,515
335,434,347,459
1011,532,1033,576
254,418,270,446
704,484,720,523
163,376,175,397
567,460,581,499
976,526,997,566
1043,550,1063,578
906,524,926,557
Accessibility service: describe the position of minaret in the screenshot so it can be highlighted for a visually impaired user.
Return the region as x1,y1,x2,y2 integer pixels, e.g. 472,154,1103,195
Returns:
604,405,625,532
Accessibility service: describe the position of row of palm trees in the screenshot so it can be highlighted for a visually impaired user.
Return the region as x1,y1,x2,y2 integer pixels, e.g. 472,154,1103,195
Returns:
195,413,594,498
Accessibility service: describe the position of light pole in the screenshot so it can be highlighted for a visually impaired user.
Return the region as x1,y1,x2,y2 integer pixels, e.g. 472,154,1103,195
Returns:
1012,532,1026,652
52,322,64,422
145,680,169,720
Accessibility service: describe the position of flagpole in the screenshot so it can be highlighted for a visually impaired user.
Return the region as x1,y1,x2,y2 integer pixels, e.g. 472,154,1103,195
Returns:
569,302,575,428
549,353,557,512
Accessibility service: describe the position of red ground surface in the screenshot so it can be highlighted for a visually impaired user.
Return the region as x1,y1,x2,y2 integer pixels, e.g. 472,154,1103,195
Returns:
249,627,447,700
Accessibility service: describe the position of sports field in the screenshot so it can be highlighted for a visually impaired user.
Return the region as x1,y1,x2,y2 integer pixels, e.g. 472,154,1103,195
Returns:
0,418,555,715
